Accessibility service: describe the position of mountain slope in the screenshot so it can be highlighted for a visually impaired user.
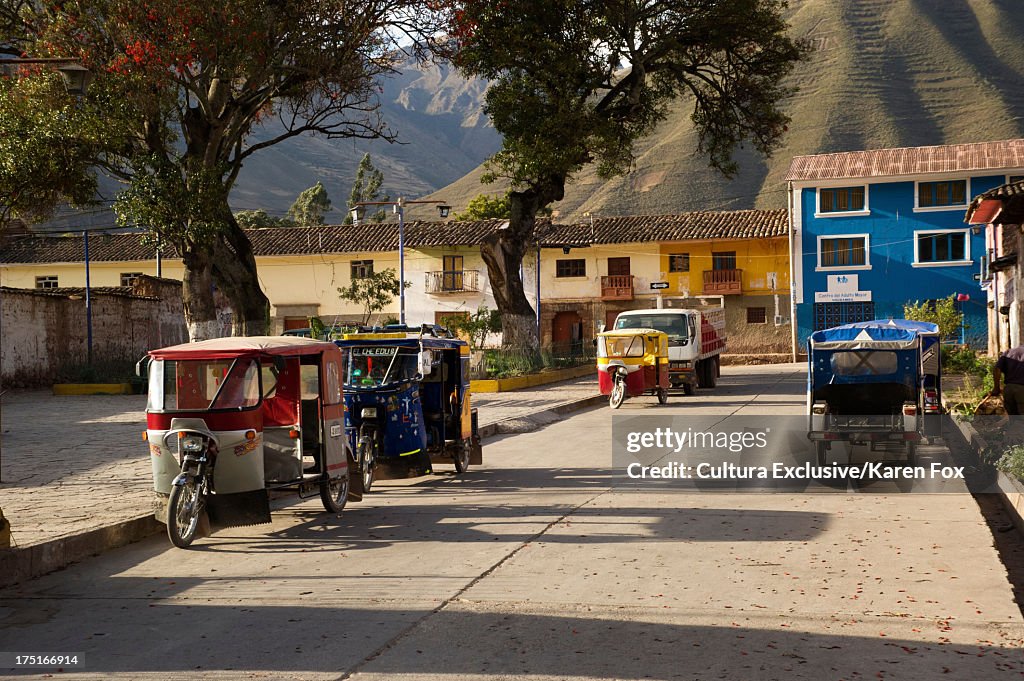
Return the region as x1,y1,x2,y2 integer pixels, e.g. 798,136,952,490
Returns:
429,0,1024,220
227,59,501,223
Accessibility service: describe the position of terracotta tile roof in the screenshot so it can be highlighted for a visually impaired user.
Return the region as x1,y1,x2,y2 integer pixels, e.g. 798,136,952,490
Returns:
538,209,788,246
966,180,1024,226
785,139,1024,182
0,211,787,264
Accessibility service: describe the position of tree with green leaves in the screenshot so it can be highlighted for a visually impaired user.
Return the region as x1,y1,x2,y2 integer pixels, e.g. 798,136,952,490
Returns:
288,182,332,227
0,70,108,231
344,153,389,224
18,0,442,339
446,0,807,347
446,305,502,349
453,193,512,221
234,210,293,229
337,268,409,325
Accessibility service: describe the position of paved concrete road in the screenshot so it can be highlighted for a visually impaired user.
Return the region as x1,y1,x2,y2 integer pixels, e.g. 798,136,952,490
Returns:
0,364,1021,680
0,377,597,548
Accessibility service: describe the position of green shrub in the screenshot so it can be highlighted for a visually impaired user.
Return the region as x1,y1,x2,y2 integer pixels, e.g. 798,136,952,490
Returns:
905,295,963,340
996,445,1024,481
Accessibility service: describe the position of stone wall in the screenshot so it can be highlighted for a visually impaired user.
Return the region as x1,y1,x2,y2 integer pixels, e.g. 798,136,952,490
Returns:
1,275,187,387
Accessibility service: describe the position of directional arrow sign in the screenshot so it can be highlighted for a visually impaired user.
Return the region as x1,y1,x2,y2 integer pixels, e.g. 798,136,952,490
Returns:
650,282,670,290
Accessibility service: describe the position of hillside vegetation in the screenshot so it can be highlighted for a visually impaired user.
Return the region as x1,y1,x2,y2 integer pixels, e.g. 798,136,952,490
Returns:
429,0,1024,220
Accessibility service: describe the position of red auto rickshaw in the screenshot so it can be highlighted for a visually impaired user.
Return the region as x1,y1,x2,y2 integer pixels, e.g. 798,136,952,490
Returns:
142,337,363,547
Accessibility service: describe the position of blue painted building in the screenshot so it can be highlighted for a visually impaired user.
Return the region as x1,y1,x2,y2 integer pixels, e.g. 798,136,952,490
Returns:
786,139,1024,353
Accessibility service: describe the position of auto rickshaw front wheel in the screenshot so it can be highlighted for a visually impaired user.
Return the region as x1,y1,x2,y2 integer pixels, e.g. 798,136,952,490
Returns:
321,473,350,514
167,477,204,549
657,388,668,405
454,440,471,474
609,375,627,409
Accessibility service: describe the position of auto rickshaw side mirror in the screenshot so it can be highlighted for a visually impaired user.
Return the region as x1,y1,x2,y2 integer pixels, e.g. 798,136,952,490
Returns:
135,355,150,378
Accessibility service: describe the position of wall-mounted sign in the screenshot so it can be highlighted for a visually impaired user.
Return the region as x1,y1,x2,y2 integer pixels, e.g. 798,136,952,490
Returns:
814,273,871,302
650,282,670,290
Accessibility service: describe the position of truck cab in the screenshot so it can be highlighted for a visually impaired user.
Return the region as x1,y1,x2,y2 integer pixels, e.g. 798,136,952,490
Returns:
612,304,726,394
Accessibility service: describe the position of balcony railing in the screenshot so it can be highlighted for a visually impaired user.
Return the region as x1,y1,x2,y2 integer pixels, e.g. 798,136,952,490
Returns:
425,270,481,294
600,274,634,301
702,269,742,295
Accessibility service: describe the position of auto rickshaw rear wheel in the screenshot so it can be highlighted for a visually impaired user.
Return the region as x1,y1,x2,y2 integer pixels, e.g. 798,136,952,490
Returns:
816,441,828,466
167,477,203,549
905,442,917,467
321,472,350,514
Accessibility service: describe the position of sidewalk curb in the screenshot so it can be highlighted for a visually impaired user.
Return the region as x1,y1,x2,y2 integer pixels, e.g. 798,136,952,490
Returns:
944,411,1024,535
0,514,162,589
478,393,605,439
0,392,603,589
471,365,592,393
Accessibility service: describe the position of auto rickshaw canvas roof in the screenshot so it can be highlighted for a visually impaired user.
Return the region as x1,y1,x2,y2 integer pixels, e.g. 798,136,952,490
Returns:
808,319,939,350
149,336,341,360
597,328,666,338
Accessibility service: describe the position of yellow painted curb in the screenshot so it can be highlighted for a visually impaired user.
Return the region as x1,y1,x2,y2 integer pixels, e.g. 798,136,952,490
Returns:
52,383,134,396
471,364,592,393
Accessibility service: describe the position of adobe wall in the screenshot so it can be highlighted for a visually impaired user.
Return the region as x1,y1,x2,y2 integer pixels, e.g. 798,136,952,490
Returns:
0,275,187,387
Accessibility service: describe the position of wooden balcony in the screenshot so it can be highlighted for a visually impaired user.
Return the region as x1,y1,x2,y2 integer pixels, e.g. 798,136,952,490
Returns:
702,269,743,295
425,270,481,294
601,274,634,301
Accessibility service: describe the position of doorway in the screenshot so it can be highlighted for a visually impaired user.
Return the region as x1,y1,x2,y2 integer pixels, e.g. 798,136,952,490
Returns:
607,257,631,276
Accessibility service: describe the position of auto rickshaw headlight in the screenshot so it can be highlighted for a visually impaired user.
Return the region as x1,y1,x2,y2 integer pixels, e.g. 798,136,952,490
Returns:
181,435,204,452
361,407,378,419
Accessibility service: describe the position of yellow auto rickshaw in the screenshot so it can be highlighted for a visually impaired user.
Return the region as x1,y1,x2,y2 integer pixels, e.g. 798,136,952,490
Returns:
596,329,670,409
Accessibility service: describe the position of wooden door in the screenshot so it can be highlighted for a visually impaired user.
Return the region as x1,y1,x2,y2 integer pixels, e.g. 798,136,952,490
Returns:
607,257,631,276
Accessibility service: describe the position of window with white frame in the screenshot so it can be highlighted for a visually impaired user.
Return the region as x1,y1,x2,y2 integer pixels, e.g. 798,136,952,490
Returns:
350,260,374,279
120,272,143,287
35,275,59,289
914,230,969,265
916,179,967,209
818,186,866,214
818,235,868,268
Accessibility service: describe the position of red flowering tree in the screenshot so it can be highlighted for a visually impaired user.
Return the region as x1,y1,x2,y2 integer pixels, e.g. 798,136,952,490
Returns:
446,0,806,348
19,0,440,338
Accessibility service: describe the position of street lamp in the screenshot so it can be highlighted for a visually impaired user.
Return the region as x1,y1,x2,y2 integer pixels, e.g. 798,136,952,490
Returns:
0,57,92,483
349,199,451,325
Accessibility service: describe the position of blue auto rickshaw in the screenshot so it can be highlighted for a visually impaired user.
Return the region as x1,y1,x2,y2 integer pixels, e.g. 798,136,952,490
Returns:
807,319,942,466
335,326,482,486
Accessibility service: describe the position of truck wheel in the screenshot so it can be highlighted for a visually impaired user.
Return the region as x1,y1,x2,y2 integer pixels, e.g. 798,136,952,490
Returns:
702,360,717,388
683,382,695,396
816,441,828,466
905,442,917,467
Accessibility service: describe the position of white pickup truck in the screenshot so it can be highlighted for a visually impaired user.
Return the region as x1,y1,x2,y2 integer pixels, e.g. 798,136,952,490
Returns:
612,303,727,394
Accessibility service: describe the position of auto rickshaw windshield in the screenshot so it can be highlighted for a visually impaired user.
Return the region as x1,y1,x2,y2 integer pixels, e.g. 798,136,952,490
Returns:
147,358,261,411
600,335,645,358
345,345,419,388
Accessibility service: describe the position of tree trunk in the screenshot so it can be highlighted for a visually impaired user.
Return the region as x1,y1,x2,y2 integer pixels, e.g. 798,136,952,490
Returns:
478,177,566,349
181,246,220,341
211,215,271,337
